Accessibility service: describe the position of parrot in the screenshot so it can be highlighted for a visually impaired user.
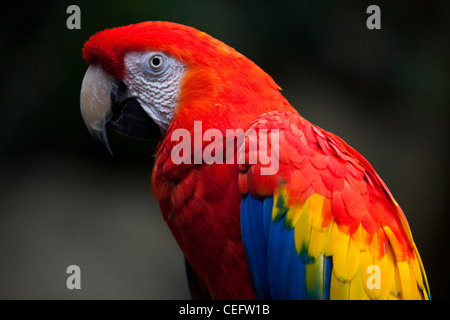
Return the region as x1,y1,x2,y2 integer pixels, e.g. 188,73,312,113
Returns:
80,21,430,300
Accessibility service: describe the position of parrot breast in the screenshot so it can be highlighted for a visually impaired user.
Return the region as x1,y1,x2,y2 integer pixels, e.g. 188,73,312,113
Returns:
152,138,255,299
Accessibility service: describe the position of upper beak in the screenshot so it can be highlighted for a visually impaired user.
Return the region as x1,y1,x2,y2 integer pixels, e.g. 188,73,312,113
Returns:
80,64,114,154
80,64,161,155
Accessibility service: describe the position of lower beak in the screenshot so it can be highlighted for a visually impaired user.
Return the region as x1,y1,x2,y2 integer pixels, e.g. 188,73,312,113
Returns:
80,64,161,155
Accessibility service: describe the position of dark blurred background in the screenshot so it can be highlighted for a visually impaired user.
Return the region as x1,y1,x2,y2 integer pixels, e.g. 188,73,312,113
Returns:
0,0,448,299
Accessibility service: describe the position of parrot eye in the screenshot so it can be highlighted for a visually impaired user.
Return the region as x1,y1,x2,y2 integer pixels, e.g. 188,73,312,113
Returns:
149,54,164,70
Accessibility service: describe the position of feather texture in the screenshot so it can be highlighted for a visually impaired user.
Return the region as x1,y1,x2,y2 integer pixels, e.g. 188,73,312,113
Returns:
239,110,430,300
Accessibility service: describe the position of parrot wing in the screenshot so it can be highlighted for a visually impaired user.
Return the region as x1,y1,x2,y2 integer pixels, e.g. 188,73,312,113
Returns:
239,110,430,300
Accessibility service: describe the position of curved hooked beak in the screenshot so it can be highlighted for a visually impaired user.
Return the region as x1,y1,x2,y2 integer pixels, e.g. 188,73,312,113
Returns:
80,64,161,155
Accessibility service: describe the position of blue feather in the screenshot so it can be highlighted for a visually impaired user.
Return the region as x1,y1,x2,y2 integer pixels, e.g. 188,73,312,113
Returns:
323,256,333,300
262,197,273,246
241,194,333,300
267,215,295,299
287,240,307,299
240,195,270,298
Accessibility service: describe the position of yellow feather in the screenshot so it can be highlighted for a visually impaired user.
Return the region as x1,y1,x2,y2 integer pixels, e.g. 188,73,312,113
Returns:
308,225,332,259
411,257,424,298
293,202,311,255
285,200,307,229
272,186,288,222
391,258,402,299
383,226,407,261
413,243,431,299
359,249,374,273
397,260,412,299
389,293,401,300
305,194,330,258
382,226,429,299
369,228,387,261
406,259,424,300
308,193,325,229
362,241,396,300
325,222,348,256
349,268,369,300
379,245,395,299
350,227,400,300
333,236,360,282
351,223,372,251
330,271,350,300
360,249,378,299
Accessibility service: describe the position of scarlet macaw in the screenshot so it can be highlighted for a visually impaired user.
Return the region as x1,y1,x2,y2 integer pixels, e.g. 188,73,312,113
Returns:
80,21,430,300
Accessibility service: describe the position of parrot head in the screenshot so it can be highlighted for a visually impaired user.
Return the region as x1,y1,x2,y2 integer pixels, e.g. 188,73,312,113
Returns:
80,21,286,154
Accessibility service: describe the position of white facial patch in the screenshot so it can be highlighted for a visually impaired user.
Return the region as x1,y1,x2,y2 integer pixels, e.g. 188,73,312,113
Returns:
123,51,187,133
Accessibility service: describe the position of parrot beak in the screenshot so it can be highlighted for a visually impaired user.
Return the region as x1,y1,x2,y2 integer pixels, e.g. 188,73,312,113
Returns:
80,64,161,155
